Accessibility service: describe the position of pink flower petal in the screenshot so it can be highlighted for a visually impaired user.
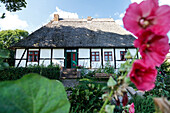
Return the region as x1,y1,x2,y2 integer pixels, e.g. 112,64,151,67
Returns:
123,3,142,34
129,60,157,91
135,30,169,67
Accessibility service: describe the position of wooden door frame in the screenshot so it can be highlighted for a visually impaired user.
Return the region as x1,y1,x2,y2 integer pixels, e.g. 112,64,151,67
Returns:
65,49,78,68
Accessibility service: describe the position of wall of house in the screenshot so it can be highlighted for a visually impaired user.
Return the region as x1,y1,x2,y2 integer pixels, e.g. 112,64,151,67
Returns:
15,47,138,68
15,48,65,67
52,49,64,67
91,48,102,68
15,49,27,67
78,48,90,68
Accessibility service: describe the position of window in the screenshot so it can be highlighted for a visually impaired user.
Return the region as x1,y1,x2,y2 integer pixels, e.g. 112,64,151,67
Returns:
120,51,127,61
91,52,100,61
28,51,39,62
104,51,113,61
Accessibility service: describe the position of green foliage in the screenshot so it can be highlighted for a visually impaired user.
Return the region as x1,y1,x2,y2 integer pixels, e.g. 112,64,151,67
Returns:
0,29,29,66
144,73,170,98
129,95,155,113
0,29,29,48
0,73,70,113
107,76,116,87
0,49,10,70
103,62,115,74
0,0,27,18
0,66,60,81
67,83,104,113
160,60,170,75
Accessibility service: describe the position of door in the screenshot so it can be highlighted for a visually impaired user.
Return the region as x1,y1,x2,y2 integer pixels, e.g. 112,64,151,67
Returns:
65,49,77,68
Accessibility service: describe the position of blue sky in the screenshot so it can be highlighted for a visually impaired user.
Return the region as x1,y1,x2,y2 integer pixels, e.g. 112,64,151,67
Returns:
0,0,170,41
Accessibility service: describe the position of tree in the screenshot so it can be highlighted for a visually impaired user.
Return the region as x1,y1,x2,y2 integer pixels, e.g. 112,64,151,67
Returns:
0,29,29,48
0,29,29,66
0,0,27,18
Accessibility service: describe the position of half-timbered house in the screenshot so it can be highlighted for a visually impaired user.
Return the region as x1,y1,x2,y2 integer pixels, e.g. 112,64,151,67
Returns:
11,14,138,69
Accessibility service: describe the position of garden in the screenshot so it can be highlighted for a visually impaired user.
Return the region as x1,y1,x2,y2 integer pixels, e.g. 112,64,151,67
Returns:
0,0,170,113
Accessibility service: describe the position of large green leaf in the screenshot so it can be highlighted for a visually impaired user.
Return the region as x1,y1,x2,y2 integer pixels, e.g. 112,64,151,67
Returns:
0,73,70,113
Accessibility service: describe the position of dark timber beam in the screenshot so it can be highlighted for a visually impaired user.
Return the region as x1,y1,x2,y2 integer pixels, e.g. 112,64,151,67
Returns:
25,48,28,67
90,48,92,69
101,48,103,68
114,48,116,69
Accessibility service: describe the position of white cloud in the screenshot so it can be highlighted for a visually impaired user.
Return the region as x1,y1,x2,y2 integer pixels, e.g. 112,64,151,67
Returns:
50,6,79,19
115,19,123,26
131,0,170,5
159,0,170,5
0,12,28,30
94,14,99,17
115,12,125,26
130,0,143,3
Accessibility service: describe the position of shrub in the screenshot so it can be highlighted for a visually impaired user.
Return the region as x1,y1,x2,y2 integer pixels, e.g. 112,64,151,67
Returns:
129,95,155,113
144,65,170,98
0,65,60,81
67,83,104,113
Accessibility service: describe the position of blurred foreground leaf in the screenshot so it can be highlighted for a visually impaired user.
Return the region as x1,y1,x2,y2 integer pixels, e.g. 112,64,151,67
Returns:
0,73,70,113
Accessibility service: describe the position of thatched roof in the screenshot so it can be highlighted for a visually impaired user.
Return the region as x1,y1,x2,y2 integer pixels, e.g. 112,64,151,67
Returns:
11,18,136,48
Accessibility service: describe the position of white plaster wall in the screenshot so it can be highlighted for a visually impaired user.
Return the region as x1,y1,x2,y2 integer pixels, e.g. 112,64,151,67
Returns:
39,60,51,66
27,62,38,66
53,49,64,58
91,48,101,68
29,49,39,51
103,48,114,67
40,49,51,58
116,61,126,68
15,60,26,67
16,49,27,59
78,48,90,58
115,48,126,60
78,59,90,68
128,48,137,58
52,59,64,67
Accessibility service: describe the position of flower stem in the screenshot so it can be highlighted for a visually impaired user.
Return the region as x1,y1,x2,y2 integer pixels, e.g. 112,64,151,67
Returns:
99,90,114,113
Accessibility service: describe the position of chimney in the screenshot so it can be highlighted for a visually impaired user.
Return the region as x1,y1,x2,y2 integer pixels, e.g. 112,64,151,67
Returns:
87,16,92,21
54,14,59,21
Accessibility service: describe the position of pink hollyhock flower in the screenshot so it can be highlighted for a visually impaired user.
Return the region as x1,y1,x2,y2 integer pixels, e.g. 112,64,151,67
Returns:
129,103,135,113
128,59,157,91
134,30,169,67
123,0,170,36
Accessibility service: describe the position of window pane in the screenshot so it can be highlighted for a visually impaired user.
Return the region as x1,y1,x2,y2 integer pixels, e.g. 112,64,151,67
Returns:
92,52,95,55
72,50,76,52
109,52,112,55
105,52,107,55
109,56,112,60
34,52,38,54
29,52,33,54
96,56,99,59
96,52,99,55
29,55,32,59
120,51,123,54
105,56,108,61
66,50,72,52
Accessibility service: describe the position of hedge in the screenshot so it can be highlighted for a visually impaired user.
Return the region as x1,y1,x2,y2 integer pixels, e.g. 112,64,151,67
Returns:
0,67,60,81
